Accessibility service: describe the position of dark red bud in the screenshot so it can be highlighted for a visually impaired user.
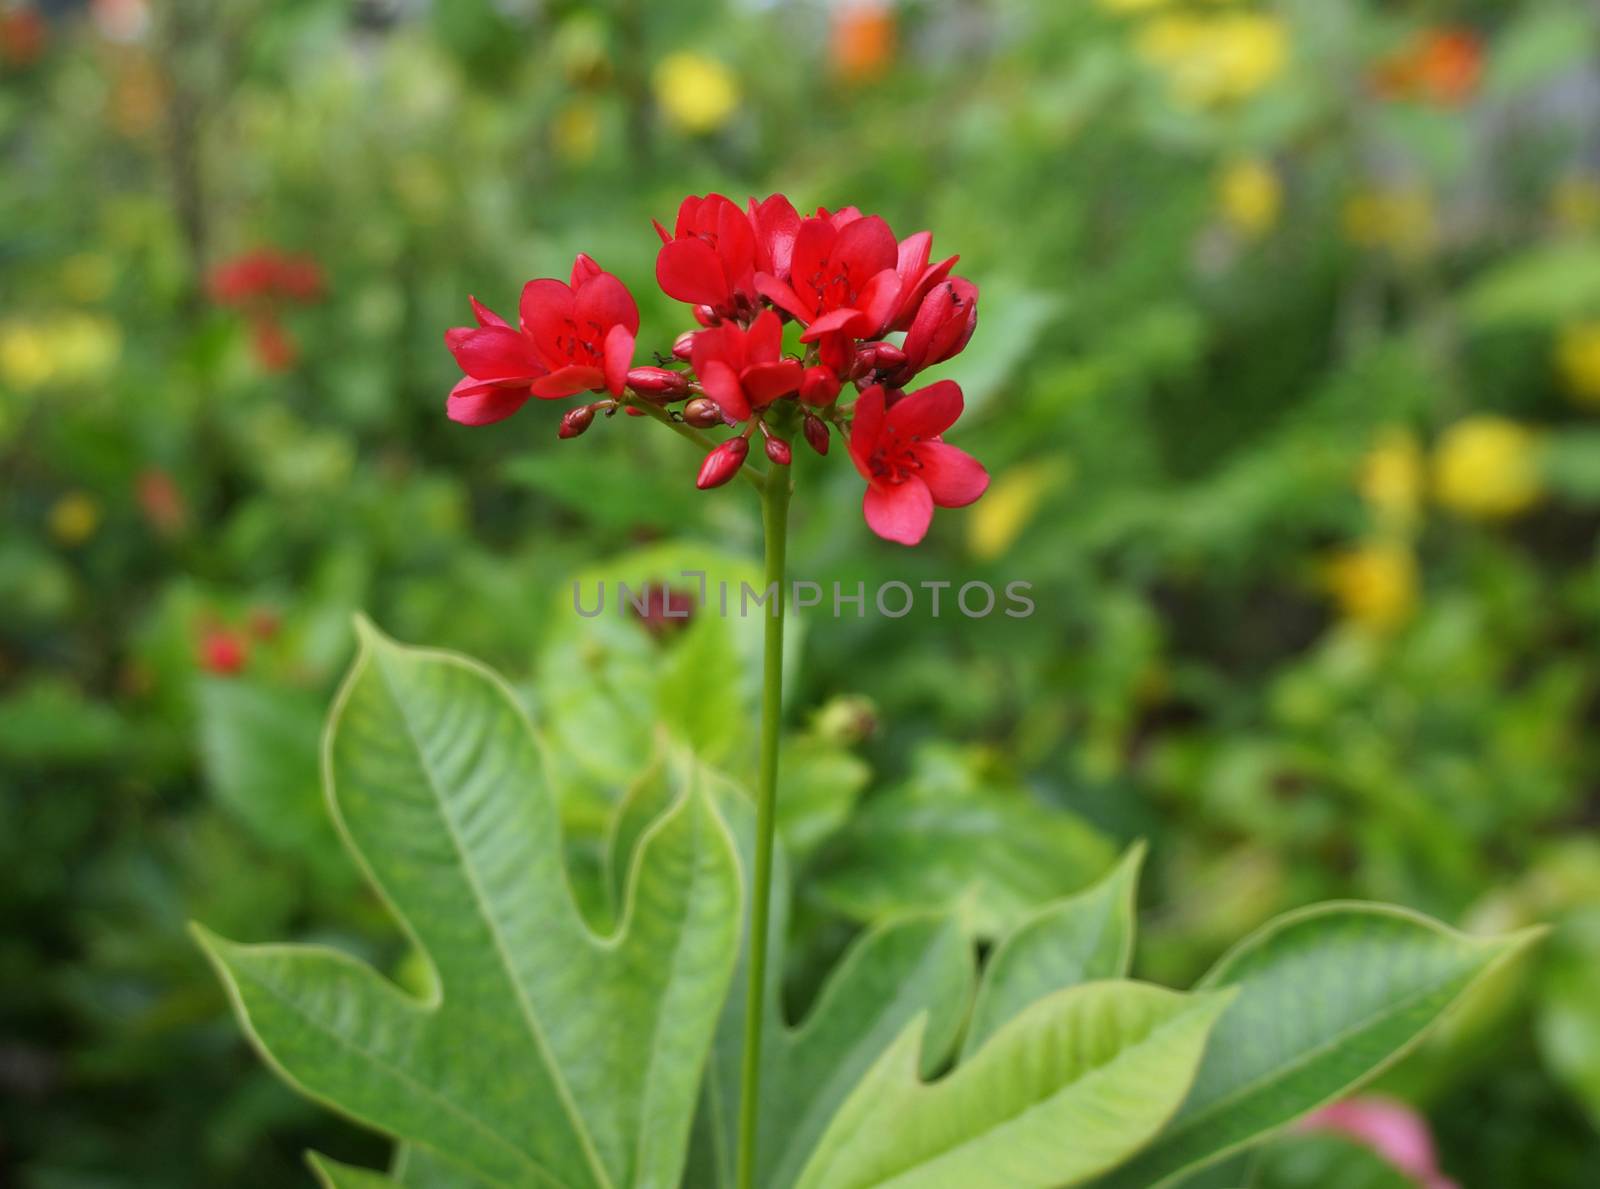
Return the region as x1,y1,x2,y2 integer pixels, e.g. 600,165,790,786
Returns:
672,331,697,361
559,405,596,438
871,344,906,369
800,365,842,406
696,437,749,490
682,397,723,428
626,366,689,398
765,436,792,466
693,304,718,327
803,414,830,456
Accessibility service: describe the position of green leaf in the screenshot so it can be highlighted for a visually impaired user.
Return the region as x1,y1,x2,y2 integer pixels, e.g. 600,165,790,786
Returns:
195,621,743,1189
774,737,870,864
307,1153,401,1189
1093,905,1543,1189
620,757,974,1189
813,784,1116,938
962,841,1144,1059
197,677,342,866
1462,243,1600,328
794,982,1234,1189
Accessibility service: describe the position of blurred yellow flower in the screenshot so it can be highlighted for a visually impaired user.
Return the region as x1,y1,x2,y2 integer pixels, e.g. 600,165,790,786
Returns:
0,314,122,391
1551,174,1600,233
1359,428,1423,531
1556,322,1600,408
1342,187,1436,258
653,52,740,134
0,322,53,390
1218,157,1281,238
552,101,602,164
1137,13,1288,108
1433,416,1543,521
968,458,1070,561
49,491,101,547
1325,540,1417,633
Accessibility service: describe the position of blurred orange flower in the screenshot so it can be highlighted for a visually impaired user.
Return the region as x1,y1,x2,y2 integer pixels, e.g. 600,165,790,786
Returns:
1374,27,1484,107
832,2,897,85
0,4,46,68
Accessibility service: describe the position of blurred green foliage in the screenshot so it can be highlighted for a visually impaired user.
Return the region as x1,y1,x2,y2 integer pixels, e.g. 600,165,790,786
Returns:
3,0,1600,1185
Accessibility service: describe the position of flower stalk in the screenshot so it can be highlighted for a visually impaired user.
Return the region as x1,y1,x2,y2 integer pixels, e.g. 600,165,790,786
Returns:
736,460,792,1189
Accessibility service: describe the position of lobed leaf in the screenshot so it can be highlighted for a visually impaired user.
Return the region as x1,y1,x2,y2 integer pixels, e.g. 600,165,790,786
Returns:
794,982,1234,1189
196,621,743,1188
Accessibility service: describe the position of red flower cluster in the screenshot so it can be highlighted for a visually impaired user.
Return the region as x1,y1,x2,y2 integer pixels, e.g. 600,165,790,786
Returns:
444,193,987,545
208,249,326,372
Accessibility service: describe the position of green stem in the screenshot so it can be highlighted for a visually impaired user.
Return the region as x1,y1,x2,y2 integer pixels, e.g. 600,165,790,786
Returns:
736,464,792,1189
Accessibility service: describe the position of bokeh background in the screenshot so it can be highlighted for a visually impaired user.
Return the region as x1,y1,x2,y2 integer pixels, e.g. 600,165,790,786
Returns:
5,0,1600,1185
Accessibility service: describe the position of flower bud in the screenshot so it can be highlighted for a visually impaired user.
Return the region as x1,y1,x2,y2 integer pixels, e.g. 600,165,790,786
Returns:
559,404,596,438
803,414,830,456
765,436,792,466
869,343,906,370
693,304,718,327
626,366,690,398
682,397,723,428
799,365,841,406
672,331,697,361
696,436,749,489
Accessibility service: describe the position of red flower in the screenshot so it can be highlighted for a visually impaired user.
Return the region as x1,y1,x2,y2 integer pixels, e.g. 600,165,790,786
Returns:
757,213,903,342
848,381,988,545
690,309,804,422
445,254,638,426
655,194,761,321
208,250,324,307
250,313,298,372
199,628,248,676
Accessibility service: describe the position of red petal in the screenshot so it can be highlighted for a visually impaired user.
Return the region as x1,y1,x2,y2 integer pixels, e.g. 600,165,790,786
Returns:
848,384,887,480
862,477,934,545
570,253,604,287
445,326,474,352
887,380,964,438
451,326,539,381
714,198,758,292
657,237,729,308
469,296,510,329
740,359,803,407
674,195,705,238
917,441,990,508
603,324,634,397
692,323,744,375
896,231,932,282
750,194,801,278
857,269,903,338
576,271,641,335
530,364,606,399
799,306,869,343
699,360,751,422
519,278,576,361
447,376,531,425
789,218,838,304
755,273,813,323
832,215,899,282
747,308,784,362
